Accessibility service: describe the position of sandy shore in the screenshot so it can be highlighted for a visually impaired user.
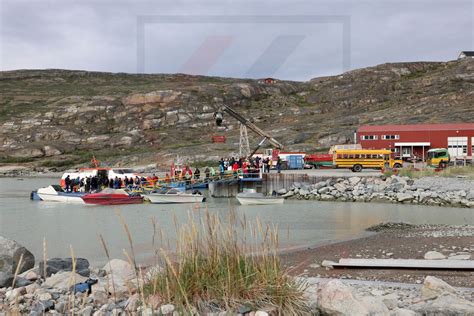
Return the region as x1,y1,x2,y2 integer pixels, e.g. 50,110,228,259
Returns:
281,223,474,288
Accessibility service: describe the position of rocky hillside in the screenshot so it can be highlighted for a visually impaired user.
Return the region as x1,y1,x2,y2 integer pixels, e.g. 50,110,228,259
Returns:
0,58,473,171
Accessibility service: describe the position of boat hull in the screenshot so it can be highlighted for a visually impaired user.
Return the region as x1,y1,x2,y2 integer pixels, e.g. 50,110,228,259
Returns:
145,194,205,204
236,192,284,205
236,196,284,205
82,194,143,205
36,186,85,204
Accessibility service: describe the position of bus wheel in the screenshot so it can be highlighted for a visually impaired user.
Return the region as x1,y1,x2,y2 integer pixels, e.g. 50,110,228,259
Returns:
439,161,447,169
393,163,402,169
353,164,363,172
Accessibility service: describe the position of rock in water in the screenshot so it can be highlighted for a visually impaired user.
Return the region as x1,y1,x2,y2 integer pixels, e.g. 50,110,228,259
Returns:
421,276,457,300
0,236,35,288
423,251,446,260
39,257,90,277
315,280,368,315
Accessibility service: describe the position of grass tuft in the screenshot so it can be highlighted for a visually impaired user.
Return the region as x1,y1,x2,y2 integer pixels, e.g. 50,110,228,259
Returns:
144,208,308,314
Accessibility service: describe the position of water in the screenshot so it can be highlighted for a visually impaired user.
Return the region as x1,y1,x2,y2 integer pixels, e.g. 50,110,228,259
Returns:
1,177,473,265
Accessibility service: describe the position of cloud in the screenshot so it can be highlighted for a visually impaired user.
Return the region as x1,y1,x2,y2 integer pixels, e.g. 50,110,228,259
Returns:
0,0,472,80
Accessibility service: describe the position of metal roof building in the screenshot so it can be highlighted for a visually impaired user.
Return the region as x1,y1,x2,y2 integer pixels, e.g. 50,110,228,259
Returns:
357,123,474,160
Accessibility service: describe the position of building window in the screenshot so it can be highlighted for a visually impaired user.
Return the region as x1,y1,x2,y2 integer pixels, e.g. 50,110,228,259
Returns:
361,135,378,140
382,135,400,140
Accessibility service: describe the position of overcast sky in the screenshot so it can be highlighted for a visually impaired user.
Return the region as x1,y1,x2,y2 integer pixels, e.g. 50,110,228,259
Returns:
0,0,472,81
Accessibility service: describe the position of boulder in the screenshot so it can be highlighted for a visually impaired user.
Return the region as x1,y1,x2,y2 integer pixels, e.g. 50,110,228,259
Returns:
299,188,310,196
382,293,399,310
42,145,62,157
348,177,361,186
0,255,14,288
39,257,90,278
160,304,175,315
411,293,474,315
334,183,347,192
423,251,446,260
421,276,457,300
359,296,389,314
0,236,35,288
396,193,414,202
43,271,87,290
100,259,137,299
318,187,331,194
282,191,294,198
313,181,327,190
315,280,368,315
389,308,417,316
102,259,135,281
448,254,471,260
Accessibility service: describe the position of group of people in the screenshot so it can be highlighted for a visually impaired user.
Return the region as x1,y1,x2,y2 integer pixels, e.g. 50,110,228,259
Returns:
63,156,284,192
217,155,282,176
63,174,161,193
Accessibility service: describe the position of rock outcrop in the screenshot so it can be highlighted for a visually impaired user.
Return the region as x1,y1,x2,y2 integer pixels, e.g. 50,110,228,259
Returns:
1,58,473,169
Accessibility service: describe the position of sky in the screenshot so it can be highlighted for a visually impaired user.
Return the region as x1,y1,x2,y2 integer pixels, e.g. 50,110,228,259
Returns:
0,0,473,81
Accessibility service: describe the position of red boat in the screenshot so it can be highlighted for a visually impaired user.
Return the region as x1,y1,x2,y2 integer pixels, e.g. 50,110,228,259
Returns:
82,189,143,205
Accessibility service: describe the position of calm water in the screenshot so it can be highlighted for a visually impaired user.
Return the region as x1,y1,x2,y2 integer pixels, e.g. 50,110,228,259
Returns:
1,177,473,265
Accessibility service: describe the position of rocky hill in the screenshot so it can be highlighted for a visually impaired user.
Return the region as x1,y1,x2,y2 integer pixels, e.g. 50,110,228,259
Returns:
0,58,473,171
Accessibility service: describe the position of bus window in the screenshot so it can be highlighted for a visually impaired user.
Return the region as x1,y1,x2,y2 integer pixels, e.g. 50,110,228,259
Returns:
384,154,390,160
337,154,342,159
355,154,360,159
343,154,348,159
348,154,354,159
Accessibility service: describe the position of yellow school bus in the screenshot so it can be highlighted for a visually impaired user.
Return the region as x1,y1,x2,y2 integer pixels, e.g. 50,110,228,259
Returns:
334,149,403,172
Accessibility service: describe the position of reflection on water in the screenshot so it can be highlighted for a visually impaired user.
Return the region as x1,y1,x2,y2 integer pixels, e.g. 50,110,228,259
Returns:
1,177,473,265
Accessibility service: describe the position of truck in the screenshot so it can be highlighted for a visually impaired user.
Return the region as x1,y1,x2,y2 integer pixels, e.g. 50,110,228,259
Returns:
304,153,334,169
252,149,306,170
426,148,450,168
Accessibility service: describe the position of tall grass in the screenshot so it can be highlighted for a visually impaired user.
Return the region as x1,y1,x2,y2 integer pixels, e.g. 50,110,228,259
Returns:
144,209,308,314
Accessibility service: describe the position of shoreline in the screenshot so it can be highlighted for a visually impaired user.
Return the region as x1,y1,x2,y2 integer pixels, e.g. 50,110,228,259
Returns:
281,223,474,288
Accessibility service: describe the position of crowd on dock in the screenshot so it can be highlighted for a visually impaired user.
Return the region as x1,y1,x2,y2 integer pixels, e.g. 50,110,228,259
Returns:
62,155,282,193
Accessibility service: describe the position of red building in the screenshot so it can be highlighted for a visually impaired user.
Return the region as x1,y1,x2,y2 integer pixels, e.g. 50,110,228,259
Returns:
358,123,474,160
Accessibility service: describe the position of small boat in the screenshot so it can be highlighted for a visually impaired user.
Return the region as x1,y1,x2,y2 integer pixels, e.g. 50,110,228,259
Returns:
35,185,86,204
236,191,284,205
143,188,206,204
82,189,143,205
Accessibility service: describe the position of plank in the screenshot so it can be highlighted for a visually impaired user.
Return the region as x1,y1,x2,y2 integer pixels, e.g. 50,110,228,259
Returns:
332,258,474,270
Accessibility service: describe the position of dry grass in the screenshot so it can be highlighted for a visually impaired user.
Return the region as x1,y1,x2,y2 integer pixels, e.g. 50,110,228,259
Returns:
144,208,308,314
391,165,474,179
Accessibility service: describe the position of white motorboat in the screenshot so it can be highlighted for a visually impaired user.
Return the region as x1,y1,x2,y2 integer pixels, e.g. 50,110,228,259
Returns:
236,191,284,205
144,188,206,204
36,185,86,204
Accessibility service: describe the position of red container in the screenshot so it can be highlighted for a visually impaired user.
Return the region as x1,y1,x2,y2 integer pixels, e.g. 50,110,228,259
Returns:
211,136,226,143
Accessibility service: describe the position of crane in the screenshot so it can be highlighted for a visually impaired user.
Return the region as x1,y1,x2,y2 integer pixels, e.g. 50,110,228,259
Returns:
214,104,283,158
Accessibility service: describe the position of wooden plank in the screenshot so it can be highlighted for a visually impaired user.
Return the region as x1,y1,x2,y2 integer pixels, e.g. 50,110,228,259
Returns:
332,258,474,270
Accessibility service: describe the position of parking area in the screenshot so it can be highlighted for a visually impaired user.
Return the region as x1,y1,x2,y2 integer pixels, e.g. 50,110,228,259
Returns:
280,168,382,177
